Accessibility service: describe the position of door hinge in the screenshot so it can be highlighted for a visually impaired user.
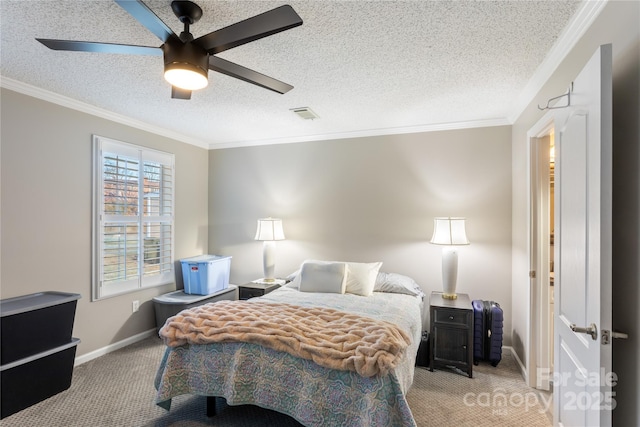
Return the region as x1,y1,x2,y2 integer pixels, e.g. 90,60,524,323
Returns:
602,330,629,345
529,270,536,278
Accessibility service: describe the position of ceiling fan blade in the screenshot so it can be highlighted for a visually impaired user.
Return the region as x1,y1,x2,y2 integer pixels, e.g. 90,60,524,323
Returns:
114,0,178,43
209,56,293,94
194,5,303,55
171,86,192,100
36,38,162,56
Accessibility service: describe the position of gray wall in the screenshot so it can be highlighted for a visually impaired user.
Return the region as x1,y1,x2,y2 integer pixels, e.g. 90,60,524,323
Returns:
208,127,513,337
510,1,640,424
0,89,209,356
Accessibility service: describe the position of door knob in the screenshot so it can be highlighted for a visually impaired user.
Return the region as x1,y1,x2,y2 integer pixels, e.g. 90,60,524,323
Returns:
610,331,629,339
602,329,629,344
571,323,598,341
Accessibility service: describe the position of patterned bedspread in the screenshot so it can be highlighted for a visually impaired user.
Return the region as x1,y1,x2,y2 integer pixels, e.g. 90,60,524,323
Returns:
154,286,423,427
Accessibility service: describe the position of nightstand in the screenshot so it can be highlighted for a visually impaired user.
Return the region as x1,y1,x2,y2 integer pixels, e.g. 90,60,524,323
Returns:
238,281,281,300
429,292,473,378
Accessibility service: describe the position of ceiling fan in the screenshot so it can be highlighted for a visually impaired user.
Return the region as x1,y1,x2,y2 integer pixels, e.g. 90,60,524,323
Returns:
36,0,303,99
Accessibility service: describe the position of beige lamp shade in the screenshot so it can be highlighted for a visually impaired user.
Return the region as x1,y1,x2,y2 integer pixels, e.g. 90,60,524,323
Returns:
255,218,285,241
430,217,470,245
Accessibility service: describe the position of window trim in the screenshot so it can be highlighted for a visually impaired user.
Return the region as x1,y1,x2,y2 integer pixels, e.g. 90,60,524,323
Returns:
92,135,175,301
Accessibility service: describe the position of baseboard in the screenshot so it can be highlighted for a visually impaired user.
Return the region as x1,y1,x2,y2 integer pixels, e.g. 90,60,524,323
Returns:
506,345,528,383
74,328,157,367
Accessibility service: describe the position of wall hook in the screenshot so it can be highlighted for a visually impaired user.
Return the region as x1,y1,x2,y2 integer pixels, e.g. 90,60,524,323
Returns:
538,84,572,111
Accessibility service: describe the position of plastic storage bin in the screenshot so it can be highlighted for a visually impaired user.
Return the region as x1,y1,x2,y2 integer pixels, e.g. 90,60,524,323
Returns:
180,255,231,295
0,292,81,365
1,338,80,419
153,285,238,332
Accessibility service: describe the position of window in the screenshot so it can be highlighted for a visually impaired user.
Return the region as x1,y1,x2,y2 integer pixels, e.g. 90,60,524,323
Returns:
92,135,175,300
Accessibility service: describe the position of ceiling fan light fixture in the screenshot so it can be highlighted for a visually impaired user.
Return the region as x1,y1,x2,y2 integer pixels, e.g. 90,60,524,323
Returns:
164,63,208,90
162,39,209,90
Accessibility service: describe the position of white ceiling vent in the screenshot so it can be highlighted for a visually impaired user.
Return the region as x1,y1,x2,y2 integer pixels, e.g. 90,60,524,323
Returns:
291,107,319,120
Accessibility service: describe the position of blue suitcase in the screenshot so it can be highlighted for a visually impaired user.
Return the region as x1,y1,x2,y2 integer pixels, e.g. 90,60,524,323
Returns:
472,300,503,367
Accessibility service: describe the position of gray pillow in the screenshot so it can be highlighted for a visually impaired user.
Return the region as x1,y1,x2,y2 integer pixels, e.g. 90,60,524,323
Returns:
374,272,424,298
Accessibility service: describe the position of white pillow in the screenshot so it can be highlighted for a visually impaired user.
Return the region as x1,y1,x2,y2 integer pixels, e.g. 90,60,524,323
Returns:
344,261,382,296
288,260,382,297
298,261,347,294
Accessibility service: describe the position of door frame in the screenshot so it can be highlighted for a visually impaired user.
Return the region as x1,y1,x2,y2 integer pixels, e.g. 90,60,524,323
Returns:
527,113,556,390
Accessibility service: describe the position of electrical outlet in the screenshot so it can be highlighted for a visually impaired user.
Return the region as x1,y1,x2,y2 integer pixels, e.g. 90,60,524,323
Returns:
132,300,140,313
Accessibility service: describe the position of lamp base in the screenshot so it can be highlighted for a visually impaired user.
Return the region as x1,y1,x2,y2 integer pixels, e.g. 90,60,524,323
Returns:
262,241,276,283
441,247,459,301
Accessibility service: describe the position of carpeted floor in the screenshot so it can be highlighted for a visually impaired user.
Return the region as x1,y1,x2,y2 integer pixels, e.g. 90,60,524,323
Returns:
0,336,552,426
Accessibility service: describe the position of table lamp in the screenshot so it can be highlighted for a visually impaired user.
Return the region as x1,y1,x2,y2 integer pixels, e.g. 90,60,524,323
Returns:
430,217,470,299
254,217,285,282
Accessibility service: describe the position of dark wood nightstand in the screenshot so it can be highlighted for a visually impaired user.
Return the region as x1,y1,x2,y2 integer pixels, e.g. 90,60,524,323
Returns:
429,292,473,378
238,281,281,300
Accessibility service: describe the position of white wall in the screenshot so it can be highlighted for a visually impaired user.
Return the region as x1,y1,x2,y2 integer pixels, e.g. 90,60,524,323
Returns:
0,89,210,357
510,1,640,424
208,126,513,337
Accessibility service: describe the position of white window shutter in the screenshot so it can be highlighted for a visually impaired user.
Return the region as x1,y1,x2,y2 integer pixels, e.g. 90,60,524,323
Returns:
92,135,175,300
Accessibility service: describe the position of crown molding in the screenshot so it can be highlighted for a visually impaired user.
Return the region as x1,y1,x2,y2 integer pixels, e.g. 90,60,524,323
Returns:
208,117,512,150
508,0,608,123
0,77,210,149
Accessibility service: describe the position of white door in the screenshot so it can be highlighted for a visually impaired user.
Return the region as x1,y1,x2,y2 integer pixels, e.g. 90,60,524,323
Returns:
553,44,613,426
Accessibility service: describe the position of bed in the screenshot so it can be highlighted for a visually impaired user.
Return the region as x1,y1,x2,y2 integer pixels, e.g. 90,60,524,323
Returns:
154,261,424,427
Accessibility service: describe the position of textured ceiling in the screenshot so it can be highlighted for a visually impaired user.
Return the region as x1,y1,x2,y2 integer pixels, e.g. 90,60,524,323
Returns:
1,0,583,148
